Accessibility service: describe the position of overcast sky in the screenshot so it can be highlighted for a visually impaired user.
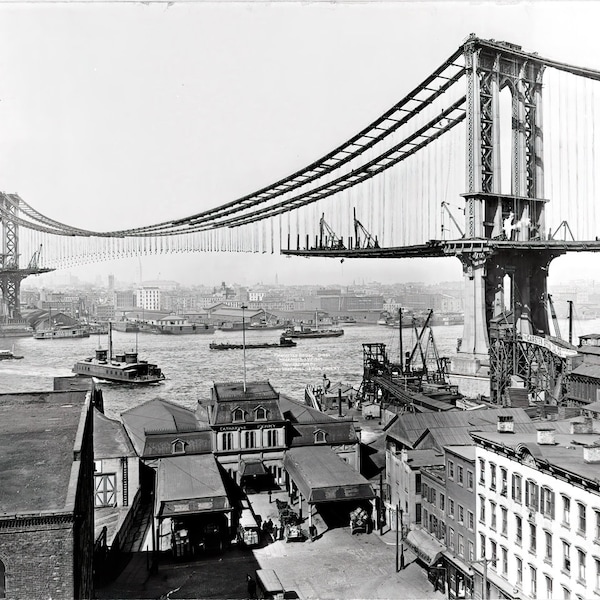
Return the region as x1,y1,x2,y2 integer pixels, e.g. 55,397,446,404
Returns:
2,0,600,288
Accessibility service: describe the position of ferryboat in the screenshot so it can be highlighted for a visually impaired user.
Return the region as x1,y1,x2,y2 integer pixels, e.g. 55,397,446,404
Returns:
34,325,90,340
72,324,165,384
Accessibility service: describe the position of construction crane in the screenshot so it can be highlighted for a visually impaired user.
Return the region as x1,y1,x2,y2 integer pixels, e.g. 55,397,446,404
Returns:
547,294,562,339
441,201,464,238
318,214,345,249
353,209,380,249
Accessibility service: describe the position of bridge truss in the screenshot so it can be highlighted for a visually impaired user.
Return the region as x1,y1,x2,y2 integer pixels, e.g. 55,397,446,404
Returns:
3,33,600,388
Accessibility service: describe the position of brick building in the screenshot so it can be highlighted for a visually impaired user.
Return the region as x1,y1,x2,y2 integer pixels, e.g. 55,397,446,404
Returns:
0,390,95,600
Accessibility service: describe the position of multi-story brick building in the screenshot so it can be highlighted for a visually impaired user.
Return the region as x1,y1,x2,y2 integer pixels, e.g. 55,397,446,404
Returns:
0,390,95,600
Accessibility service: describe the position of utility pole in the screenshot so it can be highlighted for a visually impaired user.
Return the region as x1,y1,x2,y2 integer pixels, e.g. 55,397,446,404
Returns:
241,304,247,392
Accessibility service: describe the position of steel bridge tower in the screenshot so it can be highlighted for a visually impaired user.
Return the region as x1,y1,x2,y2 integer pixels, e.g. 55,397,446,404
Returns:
0,193,52,319
449,36,565,394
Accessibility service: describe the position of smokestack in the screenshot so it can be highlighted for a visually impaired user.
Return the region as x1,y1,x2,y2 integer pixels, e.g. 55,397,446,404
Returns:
497,415,514,434
537,428,556,445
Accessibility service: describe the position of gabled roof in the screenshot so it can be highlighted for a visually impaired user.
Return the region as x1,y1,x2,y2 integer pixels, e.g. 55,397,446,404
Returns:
121,398,208,456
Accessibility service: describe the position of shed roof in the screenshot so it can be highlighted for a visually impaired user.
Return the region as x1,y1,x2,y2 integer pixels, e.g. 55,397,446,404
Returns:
94,408,136,459
156,454,230,517
283,446,375,504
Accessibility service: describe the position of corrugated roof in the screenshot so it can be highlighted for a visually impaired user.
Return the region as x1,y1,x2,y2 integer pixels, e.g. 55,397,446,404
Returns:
156,454,229,511
571,363,600,380
284,446,375,503
386,408,535,450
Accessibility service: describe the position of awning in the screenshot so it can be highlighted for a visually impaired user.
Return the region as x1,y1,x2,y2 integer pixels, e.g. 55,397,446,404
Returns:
283,446,375,503
239,458,268,478
404,529,445,567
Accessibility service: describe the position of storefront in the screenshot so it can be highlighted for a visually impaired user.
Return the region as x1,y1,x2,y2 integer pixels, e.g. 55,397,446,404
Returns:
154,454,233,556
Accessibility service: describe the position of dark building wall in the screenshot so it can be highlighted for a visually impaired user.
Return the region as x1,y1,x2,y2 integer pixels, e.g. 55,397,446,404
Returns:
0,517,75,600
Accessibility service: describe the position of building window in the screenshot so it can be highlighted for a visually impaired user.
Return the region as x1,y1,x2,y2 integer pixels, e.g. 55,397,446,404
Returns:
499,507,507,536
563,540,571,573
468,511,474,531
490,501,497,531
415,473,422,494
563,495,571,526
430,488,437,507
516,515,523,545
449,527,455,551
468,540,474,561
254,406,268,420
458,534,464,557
422,482,428,500
501,546,508,575
94,473,116,508
595,558,600,591
479,495,485,523
545,575,553,600
244,430,257,449
577,503,586,535
416,503,421,523
449,499,455,519
545,531,553,563
516,556,523,584
577,548,586,582
423,508,429,527
500,467,508,496
457,465,464,485
490,464,497,490
490,540,497,569
0,559,5,600
440,493,445,511
479,458,485,485
596,510,600,541
458,505,464,525
448,460,455,480
313,430,327,444
222,431,235,451
172,439,186,454
526,480,539,511
530,523,537,554
467,470,474,491
512,473,522,503
530,565,537,597
265,429,279,447
480,533,486,559
232,407,245,422
541,487,555,520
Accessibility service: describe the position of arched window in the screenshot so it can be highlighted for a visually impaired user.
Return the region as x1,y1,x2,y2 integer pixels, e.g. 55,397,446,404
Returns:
232,407,245,422
313,429,327,444
171,439,186,454
0,558,5,599
254,406,268,420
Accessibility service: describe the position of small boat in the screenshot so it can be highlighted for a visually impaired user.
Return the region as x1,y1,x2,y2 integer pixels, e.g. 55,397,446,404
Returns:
34,326,90,339
209,334,296,350
0,348,23,360
284,326,344,339
72,323,165,384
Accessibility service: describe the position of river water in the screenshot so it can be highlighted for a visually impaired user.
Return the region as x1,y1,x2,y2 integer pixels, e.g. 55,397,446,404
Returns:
1,318,595,420
0,324,463,420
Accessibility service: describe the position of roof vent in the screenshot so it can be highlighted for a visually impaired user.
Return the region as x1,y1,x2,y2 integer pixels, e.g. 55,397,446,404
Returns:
571,417,593,435
537,428,556,445
583,442,600,464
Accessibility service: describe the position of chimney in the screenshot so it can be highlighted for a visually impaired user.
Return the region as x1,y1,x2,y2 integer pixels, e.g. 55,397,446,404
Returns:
497,415,514,434
583,443,600,464
571,417,593,435
537,428,556,445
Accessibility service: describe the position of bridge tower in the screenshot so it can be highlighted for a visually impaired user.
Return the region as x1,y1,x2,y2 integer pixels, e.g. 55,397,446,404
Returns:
0,193,52,319
449,36,565,394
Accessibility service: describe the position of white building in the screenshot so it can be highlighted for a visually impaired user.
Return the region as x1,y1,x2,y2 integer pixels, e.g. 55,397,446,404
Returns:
136,286,161,311
472,418,600,600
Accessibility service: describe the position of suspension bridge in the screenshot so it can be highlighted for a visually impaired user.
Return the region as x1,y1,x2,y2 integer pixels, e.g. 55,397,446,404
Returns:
3,34,600,401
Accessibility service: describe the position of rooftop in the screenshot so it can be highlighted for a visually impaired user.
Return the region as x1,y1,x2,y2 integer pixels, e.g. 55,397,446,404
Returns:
0,390,88,515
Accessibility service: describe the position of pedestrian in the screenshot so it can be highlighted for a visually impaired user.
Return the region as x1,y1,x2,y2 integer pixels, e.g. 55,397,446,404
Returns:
246,574,256,599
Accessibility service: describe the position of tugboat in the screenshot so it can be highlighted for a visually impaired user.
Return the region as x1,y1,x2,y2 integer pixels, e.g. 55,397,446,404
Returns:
0,348,23,360
72,323,165,384
209,334,296,351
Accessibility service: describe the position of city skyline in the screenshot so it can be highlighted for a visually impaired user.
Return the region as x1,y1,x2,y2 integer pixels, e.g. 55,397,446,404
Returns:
2,2,600,287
